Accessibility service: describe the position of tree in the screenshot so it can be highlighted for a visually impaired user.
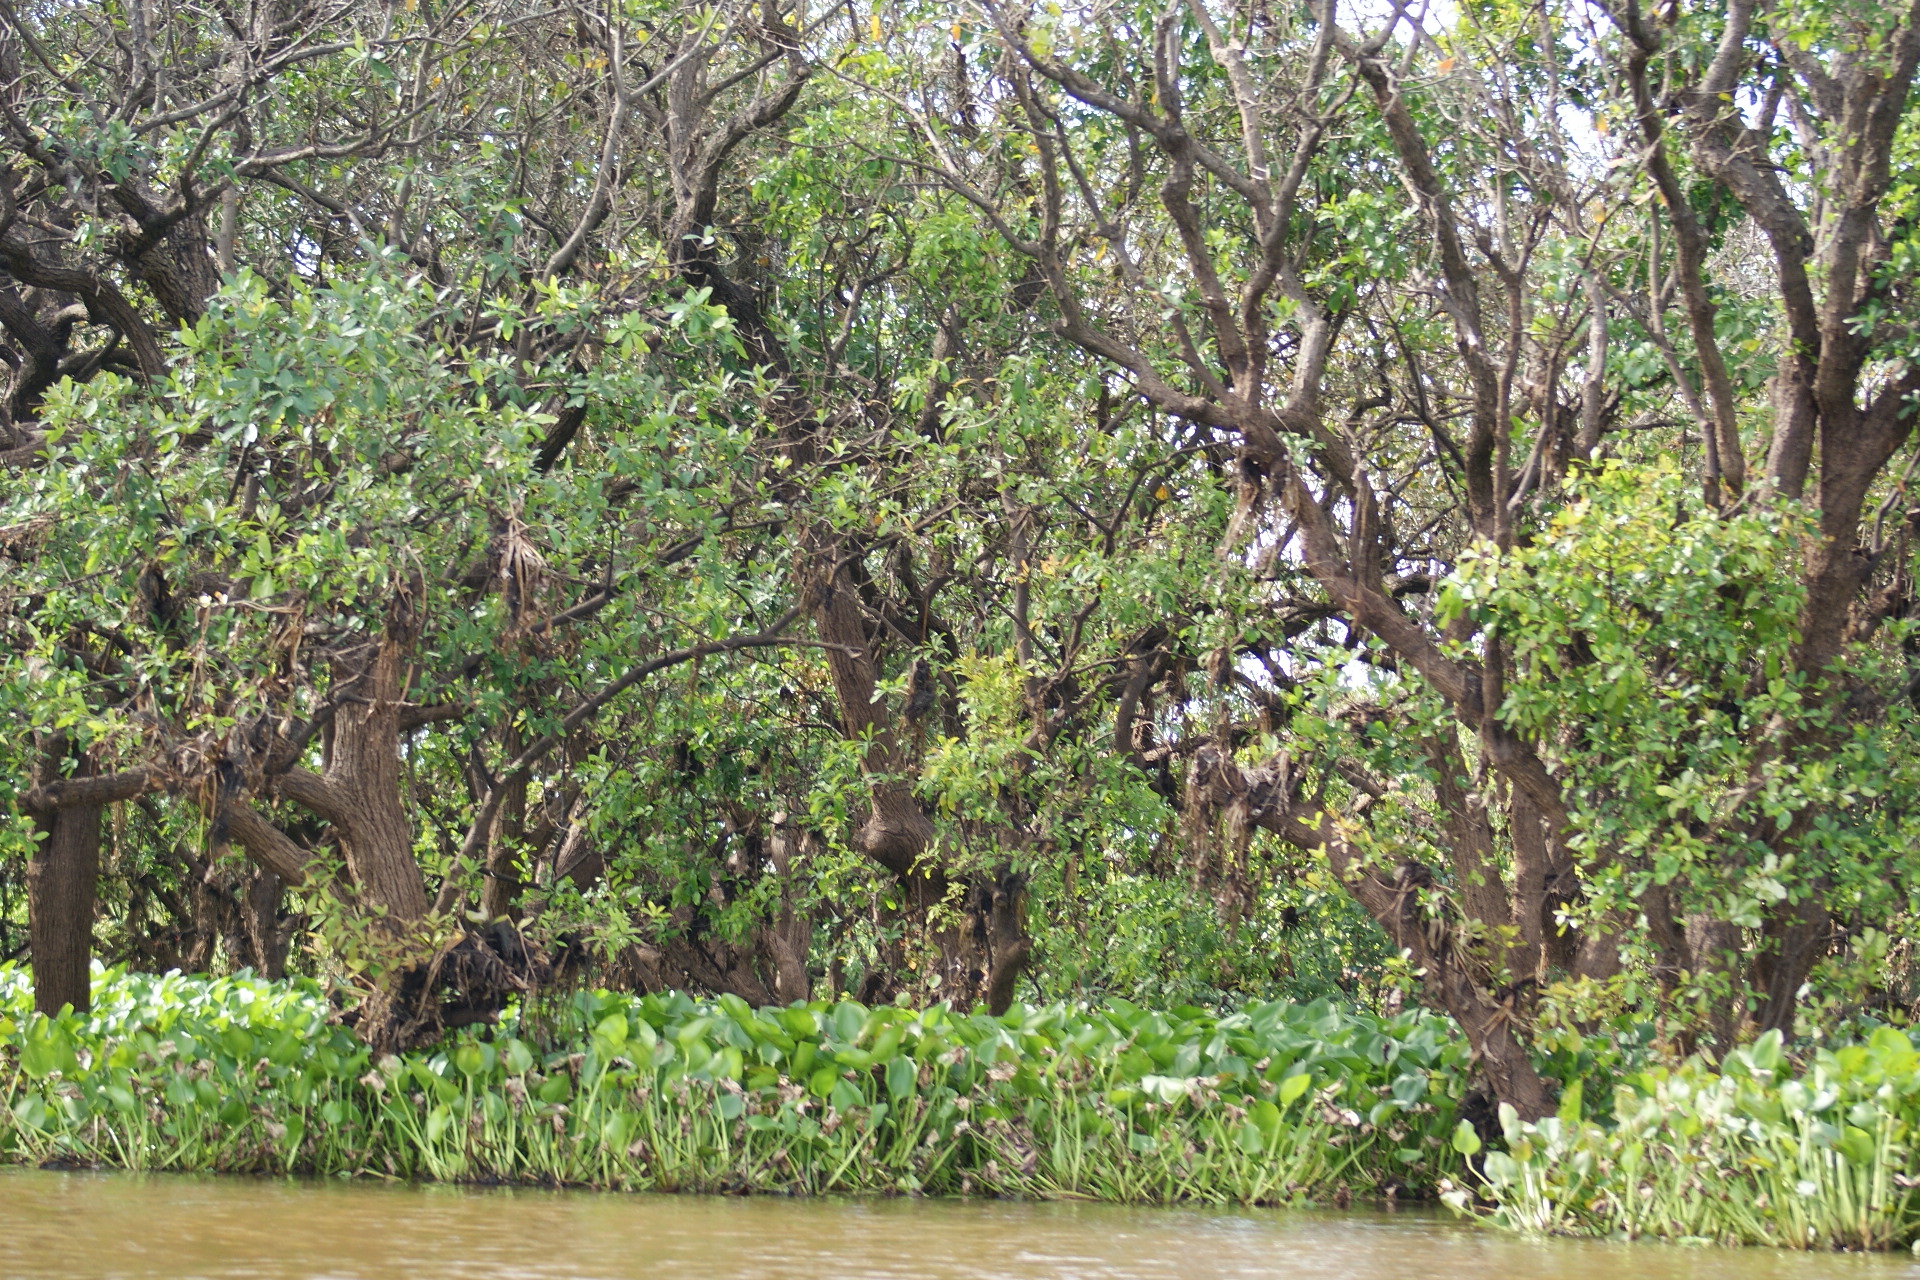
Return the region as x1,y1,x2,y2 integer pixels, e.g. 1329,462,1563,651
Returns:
9,0,1916,1114
0,0,827,1027
2,0,1225,1026
862,0,1920,1114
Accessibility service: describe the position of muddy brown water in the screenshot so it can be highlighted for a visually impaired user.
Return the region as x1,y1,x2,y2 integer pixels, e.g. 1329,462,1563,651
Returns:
6,1171,1920,1280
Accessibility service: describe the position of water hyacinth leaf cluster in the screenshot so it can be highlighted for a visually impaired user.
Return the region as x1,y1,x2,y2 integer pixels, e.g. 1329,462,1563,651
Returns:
1455,1029,1920,1250
0,969,1470,1201
15,971,1920,1250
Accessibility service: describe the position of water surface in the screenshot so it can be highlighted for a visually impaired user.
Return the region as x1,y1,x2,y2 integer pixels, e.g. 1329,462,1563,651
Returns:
6,1170,1919,1279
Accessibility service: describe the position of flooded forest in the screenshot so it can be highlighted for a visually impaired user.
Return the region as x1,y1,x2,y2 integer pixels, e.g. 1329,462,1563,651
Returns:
5,0,1920,1264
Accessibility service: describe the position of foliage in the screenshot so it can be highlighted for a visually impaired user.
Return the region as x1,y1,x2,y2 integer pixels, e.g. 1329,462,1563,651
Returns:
1441,464,1920,1024
0,967,1470,1202
18,968,1920,1251
1025,875,1402,1011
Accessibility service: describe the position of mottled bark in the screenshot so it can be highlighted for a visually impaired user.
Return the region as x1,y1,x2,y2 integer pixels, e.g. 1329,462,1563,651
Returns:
760,815,816,1004
243,869,291,979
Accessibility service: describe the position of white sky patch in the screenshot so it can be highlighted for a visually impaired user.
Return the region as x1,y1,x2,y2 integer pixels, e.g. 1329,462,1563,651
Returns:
1338,0,1459,42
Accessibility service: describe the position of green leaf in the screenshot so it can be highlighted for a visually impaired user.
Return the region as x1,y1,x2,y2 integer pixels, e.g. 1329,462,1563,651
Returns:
885,1055,917,1101
12,1095,49,1132
1838,1126,1877,1167
594,1013,628,1048
1481,1150,1519,1186
20,1036,57,1080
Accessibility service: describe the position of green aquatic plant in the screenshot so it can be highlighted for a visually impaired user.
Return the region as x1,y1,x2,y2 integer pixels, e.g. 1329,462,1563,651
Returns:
21,968,1920,1249
1453,1028,1920,1250
0,967,1471,1202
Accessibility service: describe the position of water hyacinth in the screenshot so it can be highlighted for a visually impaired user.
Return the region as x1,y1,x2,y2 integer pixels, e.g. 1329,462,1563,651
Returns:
1450,1028,1920,1250
0,966,1472,1202
23,967,1920,1249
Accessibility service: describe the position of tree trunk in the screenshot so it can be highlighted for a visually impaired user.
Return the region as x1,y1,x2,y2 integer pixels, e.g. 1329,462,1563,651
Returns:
761,814,816,1004
479,723,528,922
977,869,1032,1016
327,634,430,923
129,205,220,327
244,868,290,979
28,798,102,1016
1218,747,1559,1119
1363,857,1555,1119
1686,915,1745,1050
1752,897,1830,1039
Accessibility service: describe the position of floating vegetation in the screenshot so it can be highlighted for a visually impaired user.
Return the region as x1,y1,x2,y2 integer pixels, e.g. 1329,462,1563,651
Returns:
1448,1028,1920,1250
14,969,1920,1250
0,967,1471,1202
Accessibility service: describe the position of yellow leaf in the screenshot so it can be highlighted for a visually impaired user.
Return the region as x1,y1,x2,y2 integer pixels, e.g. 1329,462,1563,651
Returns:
1154,484,1171,501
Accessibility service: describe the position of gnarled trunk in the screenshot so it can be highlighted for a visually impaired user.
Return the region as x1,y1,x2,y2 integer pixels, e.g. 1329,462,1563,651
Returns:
761,814,816,1004
976,869,1033,1016
478,722,528,922
243,868,291,979
1193,745,1562,1120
